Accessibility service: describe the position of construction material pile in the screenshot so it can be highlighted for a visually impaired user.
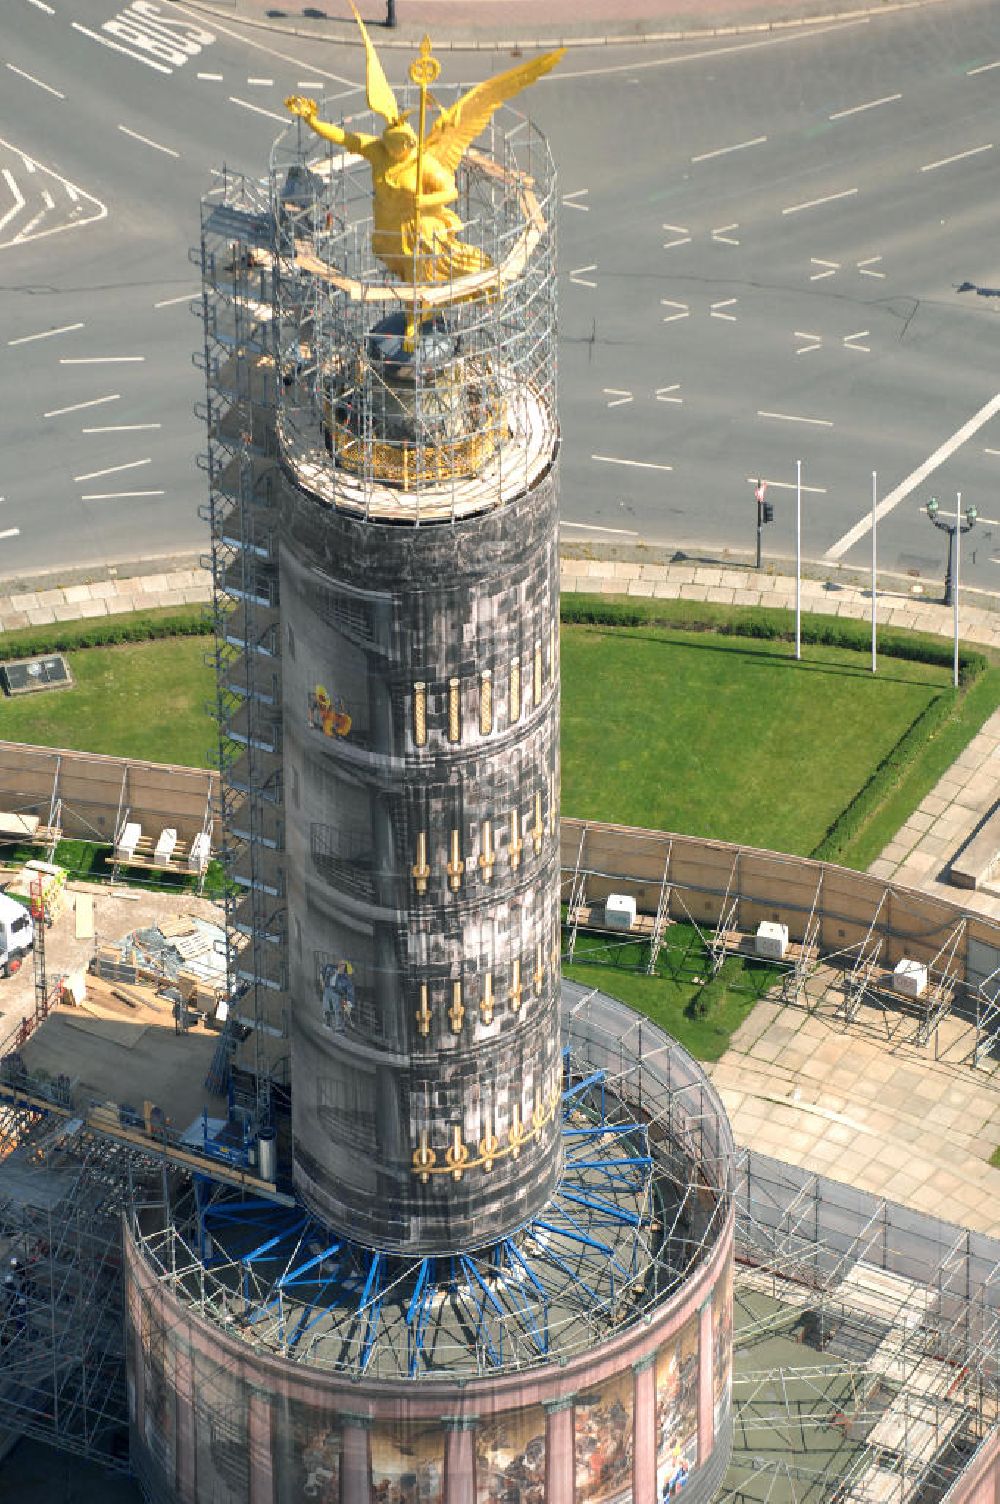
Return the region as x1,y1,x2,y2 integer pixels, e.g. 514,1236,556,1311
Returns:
91,915,227,1018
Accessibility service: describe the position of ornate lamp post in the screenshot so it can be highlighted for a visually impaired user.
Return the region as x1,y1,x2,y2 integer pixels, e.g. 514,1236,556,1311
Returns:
925,495,977,607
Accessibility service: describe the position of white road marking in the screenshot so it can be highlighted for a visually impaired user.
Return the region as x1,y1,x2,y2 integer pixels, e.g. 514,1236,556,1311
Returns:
197,71,223,80
922,144,992,172
6,63,65,99
747,475,827,494
691,135,767,164
0,134,107,248
603,388,633,408
8,322,84,346
82,423,161,433
41,190,54,209
592,454,673,472
27,0,56,11
711,223,739,245
983,447,1000,456
794,331,823,354
710,298,738,321
74,457,152,483
857,256,885,278
655,385,683,404
757,411,833,427
71,21,174,74
660,299,690,323
843,329,871,352
0,169,25,235
247,76,273,85
829,92,901,120
297,79,324,88
44,394,120,417
81,489,164,501
16,204,52,239
662,223,691,248
154,291,199,308
967,60,1000,76
0,528,21,541
60,355,144,364
825,393,1000,559
569,264,597,288
810,258,839,281
117,124,180,157
229,95,286,123
783,187,858,216
562,189,589,211
560,521,638,536
557,17,869,78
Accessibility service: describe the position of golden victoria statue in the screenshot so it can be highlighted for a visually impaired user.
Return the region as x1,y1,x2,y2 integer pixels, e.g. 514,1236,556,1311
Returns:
285,4,563,284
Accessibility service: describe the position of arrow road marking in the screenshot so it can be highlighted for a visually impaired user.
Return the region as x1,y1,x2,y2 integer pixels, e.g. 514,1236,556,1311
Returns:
660,299,690,323
711,223,739,245
0,169,25,235
662,223,692,248
569,264,597,288
795,331,823,354
710,298,738,321
857,256,885,278
0,136,107,250
810,258,840,280
603,388,634,408
562,189,589,211
843,329,871,352
655,385,683,404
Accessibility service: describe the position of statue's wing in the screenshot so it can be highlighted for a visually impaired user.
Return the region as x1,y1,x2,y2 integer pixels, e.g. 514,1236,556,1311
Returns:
348,0,400,124
425,49,565,174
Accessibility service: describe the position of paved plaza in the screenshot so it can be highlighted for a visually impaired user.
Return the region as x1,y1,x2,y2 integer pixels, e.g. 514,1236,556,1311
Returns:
713,989,1000,1237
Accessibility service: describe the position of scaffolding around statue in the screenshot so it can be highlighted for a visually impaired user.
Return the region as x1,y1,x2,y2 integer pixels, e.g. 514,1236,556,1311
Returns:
271,94,557,520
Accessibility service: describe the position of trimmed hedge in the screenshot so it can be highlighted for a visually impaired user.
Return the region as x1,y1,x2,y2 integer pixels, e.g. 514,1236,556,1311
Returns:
0,607,212,663
808,691,958,863
560,591,995,869
560,594,988,681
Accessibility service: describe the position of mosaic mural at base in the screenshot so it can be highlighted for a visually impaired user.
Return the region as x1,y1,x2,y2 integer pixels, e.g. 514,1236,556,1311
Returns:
476,1404,546,1504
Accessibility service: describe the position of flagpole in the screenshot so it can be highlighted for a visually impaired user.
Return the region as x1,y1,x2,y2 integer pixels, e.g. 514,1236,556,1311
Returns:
871,470,877,675
795,459,802,661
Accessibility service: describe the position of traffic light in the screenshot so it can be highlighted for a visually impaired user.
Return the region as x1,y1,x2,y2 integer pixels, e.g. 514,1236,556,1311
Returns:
762,500,774,525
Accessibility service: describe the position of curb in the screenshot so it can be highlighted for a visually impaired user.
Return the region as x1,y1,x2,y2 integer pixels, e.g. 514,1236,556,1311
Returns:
179,0,947,51
3,543,997,617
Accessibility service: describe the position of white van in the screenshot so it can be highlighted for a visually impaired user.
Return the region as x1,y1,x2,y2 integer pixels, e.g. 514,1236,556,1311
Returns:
0,893,34,978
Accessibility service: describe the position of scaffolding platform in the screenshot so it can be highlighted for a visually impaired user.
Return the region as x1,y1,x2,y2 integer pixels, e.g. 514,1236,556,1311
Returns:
713,928,818,968
565,903,664,940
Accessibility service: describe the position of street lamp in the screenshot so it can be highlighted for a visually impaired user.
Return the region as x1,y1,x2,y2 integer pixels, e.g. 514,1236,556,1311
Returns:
925,495,978,607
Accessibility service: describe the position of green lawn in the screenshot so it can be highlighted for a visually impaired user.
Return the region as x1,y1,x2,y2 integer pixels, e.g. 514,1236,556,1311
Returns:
561,625,954,857
0,637,217,768
563,925,781,1062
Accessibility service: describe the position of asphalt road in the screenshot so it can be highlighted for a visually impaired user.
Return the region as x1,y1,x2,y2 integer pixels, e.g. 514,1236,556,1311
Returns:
2,0,1000,594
